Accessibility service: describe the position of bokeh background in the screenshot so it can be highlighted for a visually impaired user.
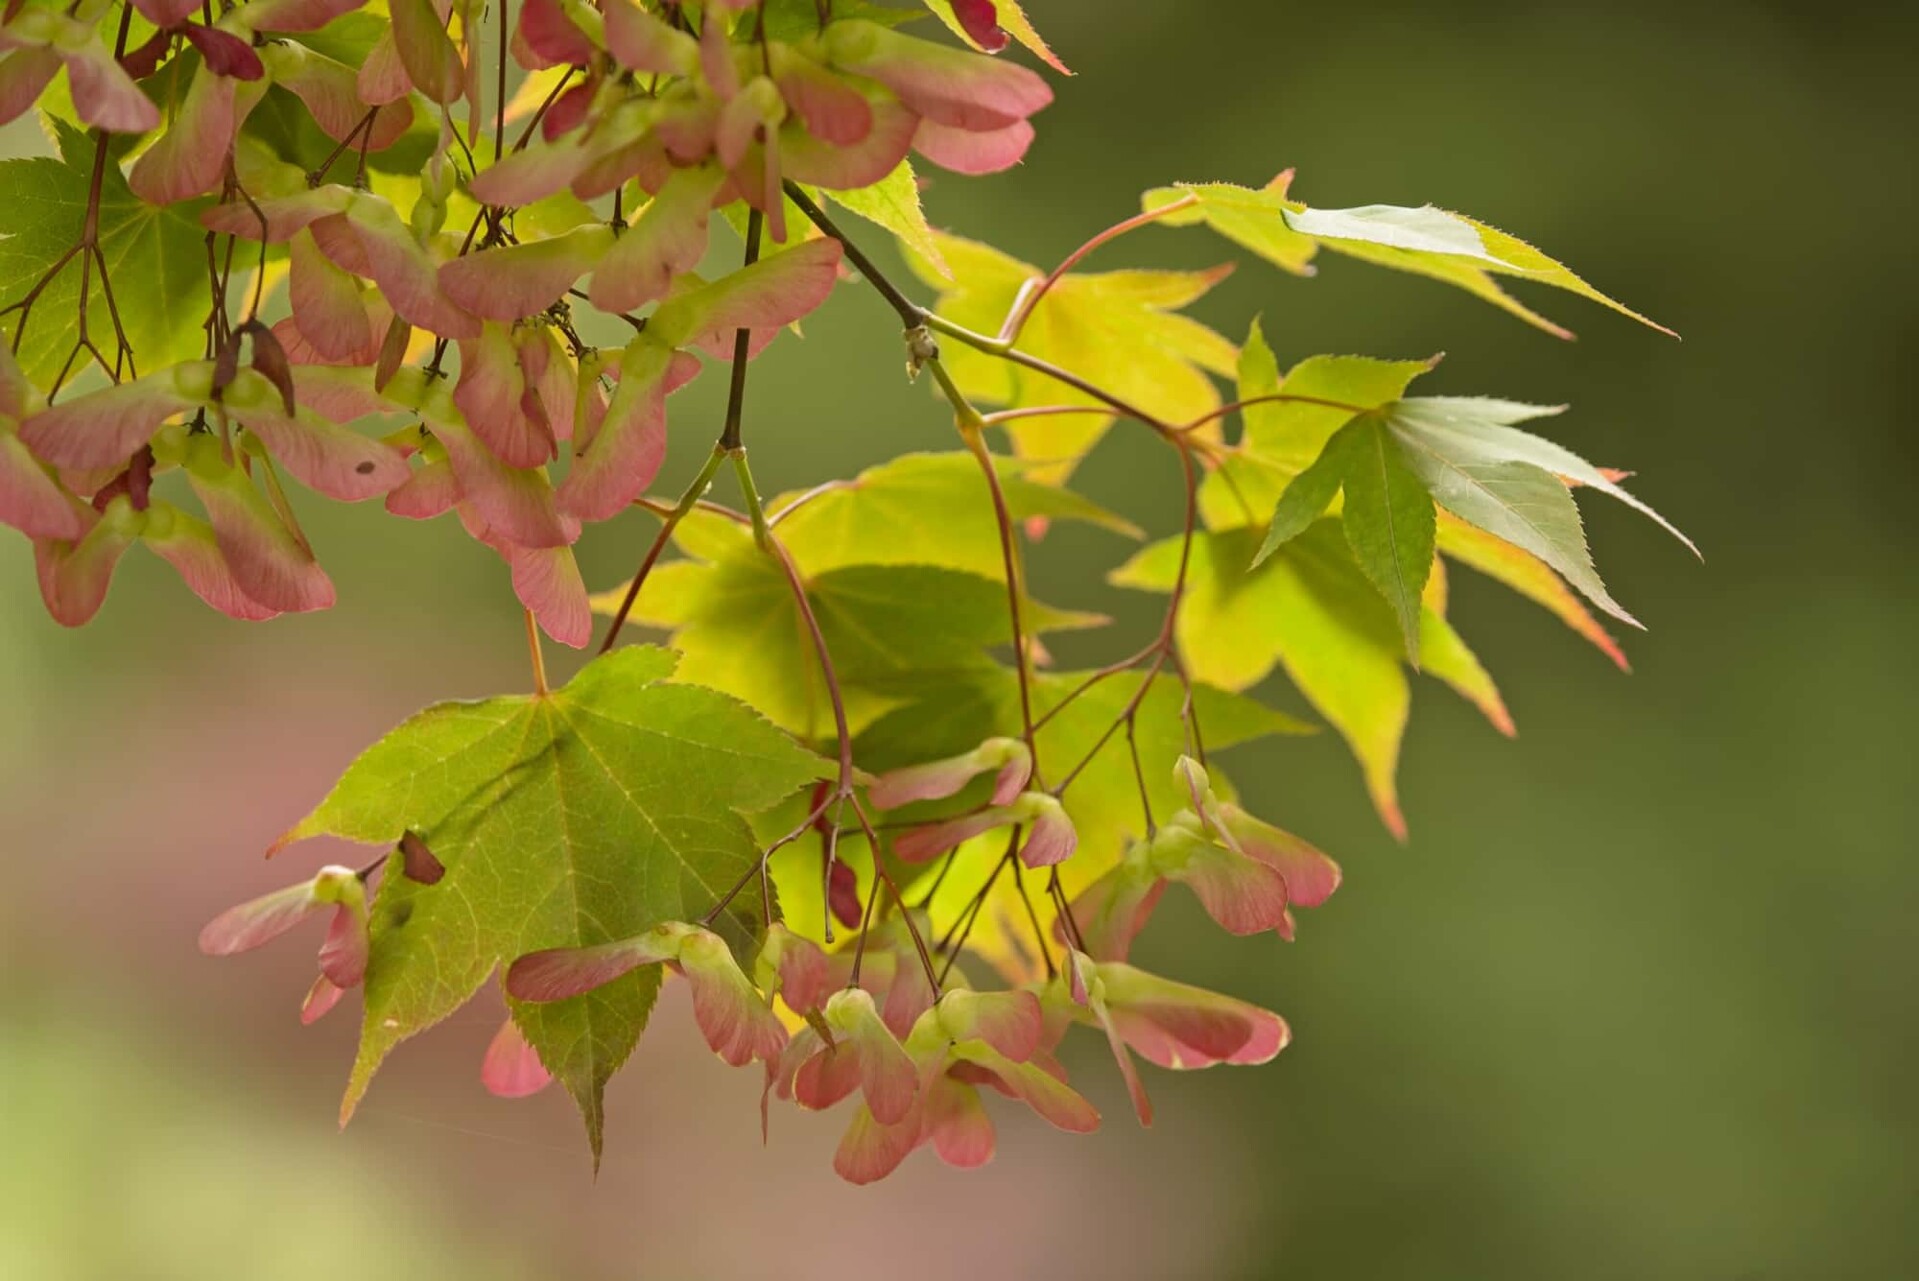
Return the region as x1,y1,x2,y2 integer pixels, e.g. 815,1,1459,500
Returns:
3,1,1914,1277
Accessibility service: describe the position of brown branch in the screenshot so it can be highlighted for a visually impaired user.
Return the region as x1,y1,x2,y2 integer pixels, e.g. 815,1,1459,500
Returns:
718,209,764,452
783,183,925,329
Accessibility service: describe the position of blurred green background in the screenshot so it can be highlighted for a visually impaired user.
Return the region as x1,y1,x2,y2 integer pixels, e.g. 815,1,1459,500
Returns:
3,1,1913,1277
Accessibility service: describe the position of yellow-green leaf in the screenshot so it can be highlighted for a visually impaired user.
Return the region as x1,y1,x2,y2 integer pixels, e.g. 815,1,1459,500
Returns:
1145,171,1674,338
821,160,949,277
593,512,1104,740
1114,522,1507,838
907,230,1238,481
770,450,1140,578
1200,320,1435,531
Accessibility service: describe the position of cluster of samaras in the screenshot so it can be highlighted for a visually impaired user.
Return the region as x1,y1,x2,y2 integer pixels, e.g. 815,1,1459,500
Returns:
0,0,1053,637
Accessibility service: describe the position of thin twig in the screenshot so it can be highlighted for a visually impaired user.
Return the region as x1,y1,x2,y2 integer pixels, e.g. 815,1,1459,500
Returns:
597,446,729,652
996,194,1198,343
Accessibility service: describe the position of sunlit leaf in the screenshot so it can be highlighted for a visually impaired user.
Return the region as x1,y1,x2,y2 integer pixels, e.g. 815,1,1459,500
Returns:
1379,396,1692,629
1145,171,1673,338
816,159,947,276
1199,321,1435,531
1114,522,1507,837
1435,512,1628,671
0,148,208,390
771,450,1140,578
906,230,1237,480
594,510,1103,740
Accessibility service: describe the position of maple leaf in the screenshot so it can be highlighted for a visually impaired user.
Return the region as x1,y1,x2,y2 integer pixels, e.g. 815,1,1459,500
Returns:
269,647,827,1158
1205,324,1638,670
906,231,1239,480
1197,321,1434,527
591,452,1130,738
810,160,949,277
595,509,1104,739
1112,523,1510,839
1434,512,1629,671
0,134,209,391
1253,415,1437,663
769,449,1142,576
1376,396,1698,625
1144,172,1675,339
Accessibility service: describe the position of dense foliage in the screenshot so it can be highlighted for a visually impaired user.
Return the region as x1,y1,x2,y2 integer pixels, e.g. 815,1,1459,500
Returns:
1,0,1691,1182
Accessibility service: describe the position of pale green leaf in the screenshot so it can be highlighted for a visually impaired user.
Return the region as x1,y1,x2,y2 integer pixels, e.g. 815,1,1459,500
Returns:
1200,321,1434,531
1390,396,1698,556
1144,173,1673,338
1281,203,1503,261
1419,603,1514,737
1392,436,1633,629
1382,397,1690,627
1143,175,1317,275
1436,512,1628,670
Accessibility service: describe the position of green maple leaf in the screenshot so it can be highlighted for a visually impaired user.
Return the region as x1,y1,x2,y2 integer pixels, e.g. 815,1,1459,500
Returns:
1198,321,1436,531
1112,523,1509,838
1143,172,1673,339
906,231,1239,480
1319,417,1436,662
1211,328,1646,670
594,510,1104,739
0,131,210,391
271,648,826,1158
1253,415,1437,663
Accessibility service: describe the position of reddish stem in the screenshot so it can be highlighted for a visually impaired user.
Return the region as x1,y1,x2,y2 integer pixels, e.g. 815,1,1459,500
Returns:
996,194,1198,344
